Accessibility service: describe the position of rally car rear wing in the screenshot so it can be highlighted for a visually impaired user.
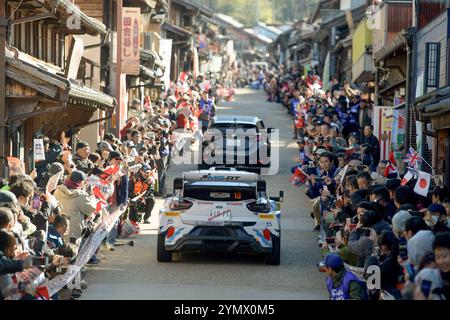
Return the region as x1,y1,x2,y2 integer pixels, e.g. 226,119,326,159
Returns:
182,169,260,182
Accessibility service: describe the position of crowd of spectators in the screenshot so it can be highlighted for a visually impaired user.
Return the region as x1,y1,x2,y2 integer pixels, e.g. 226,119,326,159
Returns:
263,64,450,300
0,72,223,300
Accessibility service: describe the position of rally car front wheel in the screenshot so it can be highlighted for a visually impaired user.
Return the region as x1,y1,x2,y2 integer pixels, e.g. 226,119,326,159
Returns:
157,232,173,262
265,235,280,265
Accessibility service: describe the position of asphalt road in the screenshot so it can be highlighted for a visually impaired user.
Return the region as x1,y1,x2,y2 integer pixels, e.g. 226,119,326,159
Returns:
81,88,328,300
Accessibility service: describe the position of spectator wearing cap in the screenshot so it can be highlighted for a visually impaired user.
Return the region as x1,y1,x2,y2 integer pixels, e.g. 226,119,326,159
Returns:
53,170,97,242
392,210,412,238
426,203,450,232
322,253,368,300
38,162,65,189
128,164,155,224
103,133,118,150
97,141,114,161
73,141,94,175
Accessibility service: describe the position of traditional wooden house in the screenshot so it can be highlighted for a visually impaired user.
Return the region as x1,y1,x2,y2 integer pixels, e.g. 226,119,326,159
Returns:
413,3,450,187
1,0,116,170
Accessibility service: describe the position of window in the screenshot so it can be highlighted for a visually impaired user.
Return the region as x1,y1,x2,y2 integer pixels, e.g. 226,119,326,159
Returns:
425,42,440,89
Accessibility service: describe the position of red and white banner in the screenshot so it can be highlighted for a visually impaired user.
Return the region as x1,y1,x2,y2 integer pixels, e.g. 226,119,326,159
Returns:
373,106,394,161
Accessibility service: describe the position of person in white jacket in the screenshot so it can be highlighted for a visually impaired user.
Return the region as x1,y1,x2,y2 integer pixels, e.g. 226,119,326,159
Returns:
53,170,96,243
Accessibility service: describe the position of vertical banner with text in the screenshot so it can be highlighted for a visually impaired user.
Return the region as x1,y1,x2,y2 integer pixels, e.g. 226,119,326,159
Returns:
159,38,172,90
121,7,141,75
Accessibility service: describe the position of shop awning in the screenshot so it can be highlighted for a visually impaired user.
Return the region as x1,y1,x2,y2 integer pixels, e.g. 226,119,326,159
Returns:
416,86,450,119
8,0,109,35
5,49,115,110
161,22,192,39
374,31,407,63
55,0,107,35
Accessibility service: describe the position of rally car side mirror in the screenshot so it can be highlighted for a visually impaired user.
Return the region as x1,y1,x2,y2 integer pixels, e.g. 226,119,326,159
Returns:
257,180,266,192
173,178,183,191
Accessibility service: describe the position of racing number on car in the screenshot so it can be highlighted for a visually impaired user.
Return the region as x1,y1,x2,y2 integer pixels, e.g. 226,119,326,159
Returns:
234,192,241,200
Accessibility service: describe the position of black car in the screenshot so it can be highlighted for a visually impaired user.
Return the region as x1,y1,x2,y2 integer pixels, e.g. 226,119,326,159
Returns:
198,115,273,173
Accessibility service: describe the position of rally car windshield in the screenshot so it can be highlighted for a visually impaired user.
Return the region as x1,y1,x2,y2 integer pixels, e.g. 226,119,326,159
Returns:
184,185,256,201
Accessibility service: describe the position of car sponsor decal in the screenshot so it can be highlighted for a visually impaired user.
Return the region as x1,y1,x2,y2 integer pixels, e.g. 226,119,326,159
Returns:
210,192,230,199
227,202,243,206
259,214,274,220
253,229,271,247
197,201,214,205
201,173,240,181
165,211,180,217
167,227,185,242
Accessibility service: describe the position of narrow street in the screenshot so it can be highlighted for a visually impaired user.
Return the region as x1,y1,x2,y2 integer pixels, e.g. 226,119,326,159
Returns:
82,88,328,300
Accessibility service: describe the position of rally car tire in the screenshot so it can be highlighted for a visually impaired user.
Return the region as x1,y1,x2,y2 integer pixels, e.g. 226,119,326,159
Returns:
157,232,173,262
265,235,280,265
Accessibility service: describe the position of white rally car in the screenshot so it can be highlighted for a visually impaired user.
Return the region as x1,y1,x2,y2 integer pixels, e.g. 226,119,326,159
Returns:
157,168,283,265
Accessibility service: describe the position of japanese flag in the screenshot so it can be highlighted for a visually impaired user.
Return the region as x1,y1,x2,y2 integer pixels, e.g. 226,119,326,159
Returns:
401,170,414,186
413,171,431,197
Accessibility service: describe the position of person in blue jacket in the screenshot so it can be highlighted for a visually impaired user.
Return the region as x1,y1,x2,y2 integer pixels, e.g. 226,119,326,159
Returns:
323,253,368,300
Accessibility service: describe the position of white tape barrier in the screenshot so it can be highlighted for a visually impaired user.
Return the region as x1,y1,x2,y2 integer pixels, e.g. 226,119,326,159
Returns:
46,205,126,297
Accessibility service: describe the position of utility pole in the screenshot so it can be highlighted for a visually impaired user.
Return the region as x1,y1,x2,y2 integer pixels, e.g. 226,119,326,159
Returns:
0,0,8,175
115,0,123,135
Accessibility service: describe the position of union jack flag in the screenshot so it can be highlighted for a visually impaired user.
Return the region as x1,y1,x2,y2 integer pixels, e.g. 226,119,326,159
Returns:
403,147,422,170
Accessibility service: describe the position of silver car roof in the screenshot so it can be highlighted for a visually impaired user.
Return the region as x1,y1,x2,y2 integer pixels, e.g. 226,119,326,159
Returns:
212,115,259,125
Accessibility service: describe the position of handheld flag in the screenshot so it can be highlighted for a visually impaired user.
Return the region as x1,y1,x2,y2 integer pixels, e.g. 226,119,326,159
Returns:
401,170,414,186
403,147,421,170
413,170,431,197
290,167,308,187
